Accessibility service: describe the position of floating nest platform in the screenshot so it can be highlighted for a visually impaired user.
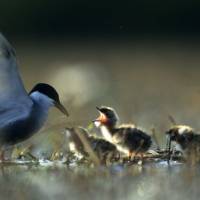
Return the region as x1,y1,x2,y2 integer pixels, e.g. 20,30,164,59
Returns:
0,149,185,167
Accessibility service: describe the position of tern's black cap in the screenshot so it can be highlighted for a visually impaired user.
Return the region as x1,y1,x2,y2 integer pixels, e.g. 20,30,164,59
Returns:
29,83,60,102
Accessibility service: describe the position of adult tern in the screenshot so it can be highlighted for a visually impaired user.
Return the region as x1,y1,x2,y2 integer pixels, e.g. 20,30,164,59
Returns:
0,33,69,159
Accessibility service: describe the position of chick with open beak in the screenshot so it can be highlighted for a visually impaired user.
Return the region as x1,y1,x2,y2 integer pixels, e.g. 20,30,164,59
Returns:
93,106,152,160
93,106,117,128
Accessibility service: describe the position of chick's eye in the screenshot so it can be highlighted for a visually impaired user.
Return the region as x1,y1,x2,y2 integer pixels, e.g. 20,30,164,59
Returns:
106,113,112,117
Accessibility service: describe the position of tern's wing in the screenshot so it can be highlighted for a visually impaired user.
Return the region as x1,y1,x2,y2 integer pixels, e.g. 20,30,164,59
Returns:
0,33,33,125
0,33,32,104
0,104,32,129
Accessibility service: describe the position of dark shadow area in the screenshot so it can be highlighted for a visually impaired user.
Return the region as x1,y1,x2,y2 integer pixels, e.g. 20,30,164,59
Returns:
0,0,200,39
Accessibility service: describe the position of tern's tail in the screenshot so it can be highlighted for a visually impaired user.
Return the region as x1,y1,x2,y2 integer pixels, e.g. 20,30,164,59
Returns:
0,33,15,58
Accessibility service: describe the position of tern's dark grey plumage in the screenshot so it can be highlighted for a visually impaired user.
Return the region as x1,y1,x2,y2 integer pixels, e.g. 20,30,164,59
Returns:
0,33,69,151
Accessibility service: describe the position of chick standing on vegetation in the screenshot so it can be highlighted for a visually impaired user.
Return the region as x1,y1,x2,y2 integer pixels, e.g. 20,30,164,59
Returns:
93,106,152,159
0,33,69,160
166,125,200,163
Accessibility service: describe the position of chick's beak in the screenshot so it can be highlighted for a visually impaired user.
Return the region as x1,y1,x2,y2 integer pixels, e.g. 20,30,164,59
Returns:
92,112,107,124
54,101,69,117
96,106,100,111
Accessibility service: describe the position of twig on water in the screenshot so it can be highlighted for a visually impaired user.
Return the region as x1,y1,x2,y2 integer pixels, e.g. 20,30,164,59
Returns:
167,137,172,164
74,127,101,166
168,115,177,126
151,126,161,151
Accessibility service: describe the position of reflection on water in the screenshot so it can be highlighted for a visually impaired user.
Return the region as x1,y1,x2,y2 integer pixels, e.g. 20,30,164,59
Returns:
0,161,199,200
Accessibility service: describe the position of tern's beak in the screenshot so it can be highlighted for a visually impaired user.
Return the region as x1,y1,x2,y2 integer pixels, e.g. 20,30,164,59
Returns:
54,101,69,117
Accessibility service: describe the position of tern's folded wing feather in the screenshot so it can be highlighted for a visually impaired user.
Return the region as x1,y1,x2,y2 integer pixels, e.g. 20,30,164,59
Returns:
0,102,33,129
0,33,32,105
